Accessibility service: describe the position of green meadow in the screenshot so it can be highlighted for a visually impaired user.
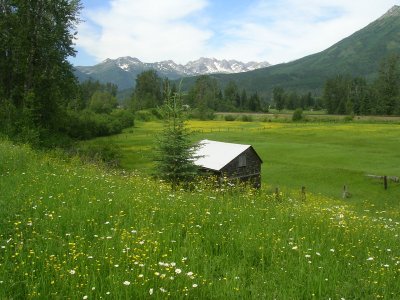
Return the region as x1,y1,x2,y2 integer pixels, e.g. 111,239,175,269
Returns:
89,119,400,213
2,118,400,298
1,138,400,299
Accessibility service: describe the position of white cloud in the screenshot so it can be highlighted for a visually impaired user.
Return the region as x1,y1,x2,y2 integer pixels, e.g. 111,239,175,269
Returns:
208,0,399,64
75,0,399,65
77,0,211,63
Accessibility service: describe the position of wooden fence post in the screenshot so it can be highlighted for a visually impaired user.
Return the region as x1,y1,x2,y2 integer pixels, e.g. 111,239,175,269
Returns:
301,186,306,201
342,185,348,199
384,176,388,190
275,187,280,201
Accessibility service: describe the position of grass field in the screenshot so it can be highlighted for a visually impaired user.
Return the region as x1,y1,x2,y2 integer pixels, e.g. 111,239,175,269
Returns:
1,139,400,299
87,120,400,214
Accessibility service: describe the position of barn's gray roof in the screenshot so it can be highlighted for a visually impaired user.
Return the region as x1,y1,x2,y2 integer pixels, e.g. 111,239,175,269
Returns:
193,139,254,171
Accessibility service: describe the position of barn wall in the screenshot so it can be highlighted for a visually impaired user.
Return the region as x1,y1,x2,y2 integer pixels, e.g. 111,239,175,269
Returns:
220,148,262,188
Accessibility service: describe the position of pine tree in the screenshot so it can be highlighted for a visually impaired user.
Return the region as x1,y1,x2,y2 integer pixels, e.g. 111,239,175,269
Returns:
154,88,199,190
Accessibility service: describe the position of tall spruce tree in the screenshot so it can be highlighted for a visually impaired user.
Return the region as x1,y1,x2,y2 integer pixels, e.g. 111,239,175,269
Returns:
154,88,199,190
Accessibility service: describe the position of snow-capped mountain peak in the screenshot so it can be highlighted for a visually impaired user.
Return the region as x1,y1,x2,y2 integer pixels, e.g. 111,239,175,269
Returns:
86,56,270,76
75,57,271,90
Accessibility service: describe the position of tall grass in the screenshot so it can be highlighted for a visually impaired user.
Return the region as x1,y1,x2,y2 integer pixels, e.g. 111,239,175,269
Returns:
1,140,399,298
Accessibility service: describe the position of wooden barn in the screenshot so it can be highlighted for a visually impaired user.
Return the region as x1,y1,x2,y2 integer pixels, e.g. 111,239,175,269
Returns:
193,139,263,188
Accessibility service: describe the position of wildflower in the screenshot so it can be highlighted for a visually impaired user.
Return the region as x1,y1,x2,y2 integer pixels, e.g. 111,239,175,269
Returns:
69,270,76,275
175,268,182,274
305,254,311,258
187,272,193,276
138,274,144,278
149,288,154,295
123,281,131,286
160,288,167,293
291,246,298,250
367,257,374,261
83,296,88,299
316,252,321,256
192,284,198,288
330,249,335,252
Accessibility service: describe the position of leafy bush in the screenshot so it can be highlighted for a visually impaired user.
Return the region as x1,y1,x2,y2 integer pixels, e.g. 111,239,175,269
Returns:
135,110,154,122
64,109,134,140
74,141,121,166
150,108,163,120
188,109,215,120
111,109,135,128
292,108,304,121
224,114,237,121
344,114,355,122
241,115,254,122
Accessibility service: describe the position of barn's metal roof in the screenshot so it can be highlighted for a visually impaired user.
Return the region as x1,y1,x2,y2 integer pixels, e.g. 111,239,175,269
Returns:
193,139,252,171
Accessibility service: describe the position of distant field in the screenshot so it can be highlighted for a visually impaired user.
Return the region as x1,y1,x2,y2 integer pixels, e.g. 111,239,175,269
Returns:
217,111,400,122
87,120,400,213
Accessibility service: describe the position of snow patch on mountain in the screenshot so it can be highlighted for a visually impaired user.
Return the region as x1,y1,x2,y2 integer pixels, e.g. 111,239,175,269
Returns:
82,56,271,77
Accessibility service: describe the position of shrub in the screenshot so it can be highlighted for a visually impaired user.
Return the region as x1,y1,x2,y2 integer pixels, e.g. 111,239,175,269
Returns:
241,115,253,122
111,109,135,128
150,108,163,120
74,141,121,166
344,114,355,122
224,115,237,121
135,110,153,122
292,108,303,122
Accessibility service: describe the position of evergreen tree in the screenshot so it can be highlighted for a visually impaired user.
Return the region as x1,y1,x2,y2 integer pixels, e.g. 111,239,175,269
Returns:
374,54,400,115
224,81,239,108
323,75,352,114
248,92,261,112
240,89,248,111
273,87,285,111
154,88,199,190
187,75,218,118
132,70,162,110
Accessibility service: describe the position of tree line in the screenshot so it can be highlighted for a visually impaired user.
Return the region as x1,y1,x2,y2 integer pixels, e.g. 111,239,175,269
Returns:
322,54,400,115
131,71,267,120
273,54,400,115
0,1,134,147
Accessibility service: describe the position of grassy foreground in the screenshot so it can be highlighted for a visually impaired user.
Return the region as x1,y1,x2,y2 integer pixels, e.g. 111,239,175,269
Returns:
1,140,400,299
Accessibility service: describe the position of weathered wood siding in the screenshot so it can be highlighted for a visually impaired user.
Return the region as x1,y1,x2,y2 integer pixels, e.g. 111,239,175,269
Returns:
220,147,262,188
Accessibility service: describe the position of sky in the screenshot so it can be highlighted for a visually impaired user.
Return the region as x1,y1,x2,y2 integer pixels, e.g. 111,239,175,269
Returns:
70,0,399,66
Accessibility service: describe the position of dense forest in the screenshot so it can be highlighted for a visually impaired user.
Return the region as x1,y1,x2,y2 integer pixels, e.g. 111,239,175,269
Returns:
0,0,134,147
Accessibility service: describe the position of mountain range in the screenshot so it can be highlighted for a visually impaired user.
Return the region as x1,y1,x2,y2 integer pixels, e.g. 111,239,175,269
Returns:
74,57,271,90
186,5,400,97
74,5,400,98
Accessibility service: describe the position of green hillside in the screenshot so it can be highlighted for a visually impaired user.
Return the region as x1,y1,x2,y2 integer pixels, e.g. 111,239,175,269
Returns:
180,6,400,97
